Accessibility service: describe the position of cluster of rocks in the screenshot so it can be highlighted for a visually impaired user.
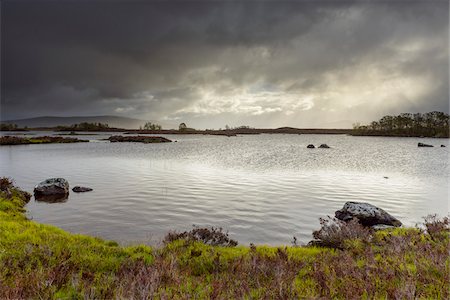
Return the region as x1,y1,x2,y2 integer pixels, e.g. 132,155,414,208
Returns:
33,178,92,202
418,142,446,148
307,144,330,149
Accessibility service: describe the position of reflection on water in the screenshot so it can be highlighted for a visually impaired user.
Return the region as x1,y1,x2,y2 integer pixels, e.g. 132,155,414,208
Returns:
0,133,448,245
34,193,69,203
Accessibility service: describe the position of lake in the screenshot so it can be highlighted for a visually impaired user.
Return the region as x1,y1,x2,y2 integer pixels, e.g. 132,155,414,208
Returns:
1,132,448,245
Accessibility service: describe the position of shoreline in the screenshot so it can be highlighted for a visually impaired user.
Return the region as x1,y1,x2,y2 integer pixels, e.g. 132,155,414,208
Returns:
0,179,448,298
2,127,449,138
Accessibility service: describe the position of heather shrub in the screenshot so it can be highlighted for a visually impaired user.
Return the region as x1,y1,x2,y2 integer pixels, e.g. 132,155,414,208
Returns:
423,214,449,241
0,177,13,191
311,217,372,249
164,226,238,247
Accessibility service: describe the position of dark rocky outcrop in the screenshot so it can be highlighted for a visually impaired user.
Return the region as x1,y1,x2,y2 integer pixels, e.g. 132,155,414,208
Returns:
72,186,93,193
418,142,433,147
335,202,402,227
108,135,172,143
318,144,330,148
307,144,315,149
34,178,69,196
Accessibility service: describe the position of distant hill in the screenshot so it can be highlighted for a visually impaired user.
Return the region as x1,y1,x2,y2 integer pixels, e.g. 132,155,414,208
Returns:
1,116,176,129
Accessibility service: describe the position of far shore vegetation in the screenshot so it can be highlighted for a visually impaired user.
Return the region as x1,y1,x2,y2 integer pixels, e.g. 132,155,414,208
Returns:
1,111,449,138
0,123,28,131
352,111,449,138
57,122,113,131
0,178,448,298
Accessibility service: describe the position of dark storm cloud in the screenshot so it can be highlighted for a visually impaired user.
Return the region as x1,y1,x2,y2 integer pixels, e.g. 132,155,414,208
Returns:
1,0,448,128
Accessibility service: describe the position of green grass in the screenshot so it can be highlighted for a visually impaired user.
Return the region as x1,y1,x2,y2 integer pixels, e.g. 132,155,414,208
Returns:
0,178,448,299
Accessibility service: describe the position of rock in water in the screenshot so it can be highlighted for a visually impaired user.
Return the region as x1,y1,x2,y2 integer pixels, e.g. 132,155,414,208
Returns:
318,144,330,148
34,178,69,196
418,142,433,147
335,202,402,227
72,186,93,193
307,144,315,149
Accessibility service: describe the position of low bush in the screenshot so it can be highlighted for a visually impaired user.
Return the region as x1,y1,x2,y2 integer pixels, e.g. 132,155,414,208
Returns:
311,217,372,249
164,226,238,247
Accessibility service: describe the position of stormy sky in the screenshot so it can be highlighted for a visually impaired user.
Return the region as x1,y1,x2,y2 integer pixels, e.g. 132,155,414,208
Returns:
1,0,448,128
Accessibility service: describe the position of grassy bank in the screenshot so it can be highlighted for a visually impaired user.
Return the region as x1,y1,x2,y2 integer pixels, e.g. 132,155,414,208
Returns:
0,136,89,146
0,179,448,299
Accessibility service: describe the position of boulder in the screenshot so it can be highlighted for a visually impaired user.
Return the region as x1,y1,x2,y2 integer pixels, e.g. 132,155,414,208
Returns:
72,186,93,193
318,144,330,148
34,178,69,196
335,202,402,227
441,145,446,147
418,142,433,147
307,144,315,149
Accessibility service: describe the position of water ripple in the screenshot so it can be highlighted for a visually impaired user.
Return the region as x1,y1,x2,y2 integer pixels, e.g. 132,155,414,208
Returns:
1,133,448,245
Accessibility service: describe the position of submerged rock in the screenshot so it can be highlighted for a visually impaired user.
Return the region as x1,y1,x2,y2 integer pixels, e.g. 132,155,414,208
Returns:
72,186,93,193
318,144,330,148
418,142,433,147
307,144,315,149
34,178,69,197
335,202,402,227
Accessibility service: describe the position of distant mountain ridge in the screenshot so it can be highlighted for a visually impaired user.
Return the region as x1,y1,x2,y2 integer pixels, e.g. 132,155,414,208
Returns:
1,116,175,129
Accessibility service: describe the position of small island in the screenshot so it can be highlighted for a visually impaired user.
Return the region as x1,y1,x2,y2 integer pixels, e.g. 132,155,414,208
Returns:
108,135,172,143
0,136,89,145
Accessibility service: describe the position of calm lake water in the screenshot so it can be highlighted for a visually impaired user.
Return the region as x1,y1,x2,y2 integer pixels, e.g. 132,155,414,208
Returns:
1,132,449,245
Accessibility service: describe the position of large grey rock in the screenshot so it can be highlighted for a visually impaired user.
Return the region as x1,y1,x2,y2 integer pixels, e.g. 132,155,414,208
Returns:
335,202,402,227
34,178,69,196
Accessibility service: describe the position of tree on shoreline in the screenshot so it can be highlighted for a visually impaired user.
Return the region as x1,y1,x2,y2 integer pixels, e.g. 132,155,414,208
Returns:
143,122,162,130
353,111,449,137
58,122,110,131
179,123,187,131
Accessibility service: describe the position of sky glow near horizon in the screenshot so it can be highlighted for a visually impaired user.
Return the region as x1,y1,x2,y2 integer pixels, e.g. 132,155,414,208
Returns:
1,0,448,128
